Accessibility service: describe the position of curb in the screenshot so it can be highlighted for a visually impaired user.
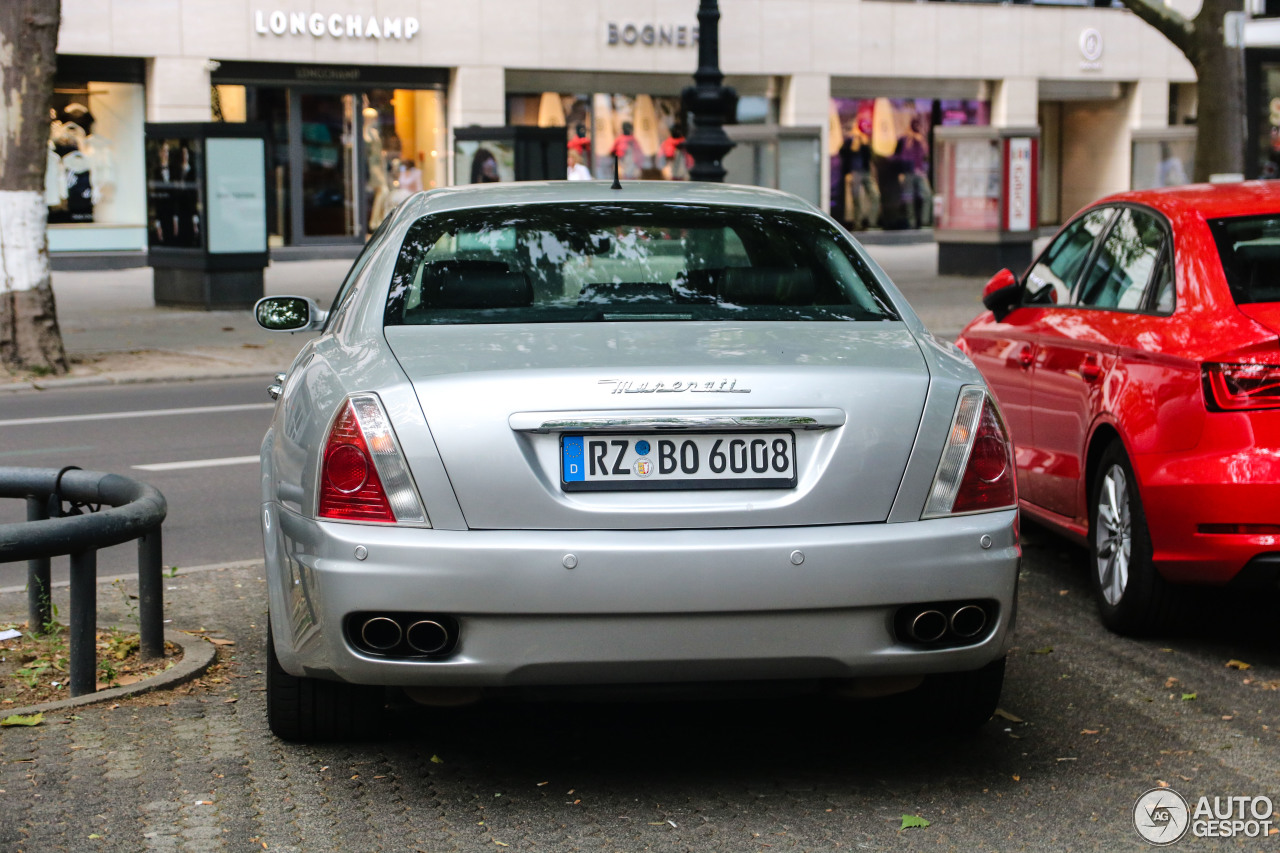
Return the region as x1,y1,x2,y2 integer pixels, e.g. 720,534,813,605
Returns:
0,628,218,720
0,367,277,394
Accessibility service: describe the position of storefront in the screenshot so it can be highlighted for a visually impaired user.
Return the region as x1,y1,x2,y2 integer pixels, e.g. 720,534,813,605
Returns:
211,61,447,247
46,55,148,256
50,0,1196,261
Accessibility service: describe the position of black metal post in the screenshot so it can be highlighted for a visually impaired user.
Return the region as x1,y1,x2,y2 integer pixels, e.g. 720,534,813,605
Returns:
26,496,52,632
681,0,738,182
68,548,97,697
137,528,164,660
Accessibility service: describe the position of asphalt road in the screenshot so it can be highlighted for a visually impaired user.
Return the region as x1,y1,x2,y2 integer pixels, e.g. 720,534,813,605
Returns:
0,377,274,589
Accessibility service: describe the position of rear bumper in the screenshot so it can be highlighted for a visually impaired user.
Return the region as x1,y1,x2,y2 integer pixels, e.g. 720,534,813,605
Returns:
263,504,1020,687
1135,446,1280,585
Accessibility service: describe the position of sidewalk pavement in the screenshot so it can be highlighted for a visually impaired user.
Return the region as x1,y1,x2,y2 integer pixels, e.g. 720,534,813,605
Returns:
2,243,994,392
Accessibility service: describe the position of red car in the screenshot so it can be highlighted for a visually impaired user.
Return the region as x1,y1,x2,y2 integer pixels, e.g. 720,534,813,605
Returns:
958,182,1280,635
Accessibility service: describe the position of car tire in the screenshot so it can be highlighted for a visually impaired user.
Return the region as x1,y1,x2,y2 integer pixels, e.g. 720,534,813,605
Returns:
266,622,387,742
1089,441,1182,636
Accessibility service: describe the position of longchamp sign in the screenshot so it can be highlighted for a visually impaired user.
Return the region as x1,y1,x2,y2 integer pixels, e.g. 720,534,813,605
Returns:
253,10,421,40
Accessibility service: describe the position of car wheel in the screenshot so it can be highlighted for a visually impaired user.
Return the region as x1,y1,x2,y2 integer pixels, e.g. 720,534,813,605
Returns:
266,622,387,742
1090,441,1181,636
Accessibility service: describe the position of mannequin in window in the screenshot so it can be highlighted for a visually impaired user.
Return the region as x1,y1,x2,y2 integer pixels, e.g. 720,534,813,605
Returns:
567,123,591,171
611,121,644,180
364,106,390,230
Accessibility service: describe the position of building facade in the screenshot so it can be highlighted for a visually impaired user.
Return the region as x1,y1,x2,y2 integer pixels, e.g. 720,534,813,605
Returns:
52,0,1197,257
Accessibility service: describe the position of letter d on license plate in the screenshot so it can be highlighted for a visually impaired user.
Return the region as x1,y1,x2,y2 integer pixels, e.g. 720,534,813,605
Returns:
561,432,796,492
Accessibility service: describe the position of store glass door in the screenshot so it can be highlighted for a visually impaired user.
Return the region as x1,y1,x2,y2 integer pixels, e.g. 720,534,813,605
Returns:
292,91,360,242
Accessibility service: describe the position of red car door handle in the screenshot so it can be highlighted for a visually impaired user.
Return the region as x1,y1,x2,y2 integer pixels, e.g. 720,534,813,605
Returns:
1018,345,1033,370
1081,358,1102,381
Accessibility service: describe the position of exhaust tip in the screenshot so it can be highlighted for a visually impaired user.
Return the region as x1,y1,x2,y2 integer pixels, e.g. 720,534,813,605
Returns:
360,616,403,651
950,605,987,639
909,610,948,643
405,620,450,655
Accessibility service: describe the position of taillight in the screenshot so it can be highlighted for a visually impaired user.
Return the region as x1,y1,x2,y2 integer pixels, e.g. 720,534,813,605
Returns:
317,394,428,525
922,387,1017,518
1202,363,1280,411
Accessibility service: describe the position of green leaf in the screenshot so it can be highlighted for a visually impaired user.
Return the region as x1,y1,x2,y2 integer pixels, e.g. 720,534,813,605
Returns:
1,713,44,727
900,814,930,830
1181,692,1197,701
430,754,444,764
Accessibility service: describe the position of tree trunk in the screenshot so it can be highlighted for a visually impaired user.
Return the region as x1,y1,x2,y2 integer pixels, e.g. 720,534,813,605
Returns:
1189,0,1246,182
0,0,67,374
1120,0,1245,183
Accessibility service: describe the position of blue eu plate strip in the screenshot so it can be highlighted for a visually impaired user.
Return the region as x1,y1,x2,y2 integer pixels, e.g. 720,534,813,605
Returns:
562,435,585,482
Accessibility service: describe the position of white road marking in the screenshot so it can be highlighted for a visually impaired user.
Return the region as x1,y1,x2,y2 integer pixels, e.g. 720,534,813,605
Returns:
133,455,260,472
0,402,274,428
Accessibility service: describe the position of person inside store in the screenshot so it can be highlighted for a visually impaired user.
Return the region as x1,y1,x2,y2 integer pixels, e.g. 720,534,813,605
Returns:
567,149,592,181
899,117,932,229
399,158,424,194
568,123,592,168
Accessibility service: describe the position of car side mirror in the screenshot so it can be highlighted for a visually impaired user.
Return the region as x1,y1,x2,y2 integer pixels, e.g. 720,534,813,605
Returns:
255,296,328,332
981,269,1020,322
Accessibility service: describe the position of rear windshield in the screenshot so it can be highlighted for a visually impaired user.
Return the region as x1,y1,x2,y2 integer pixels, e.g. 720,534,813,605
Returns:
385,203,899,325
1208,214,1280,305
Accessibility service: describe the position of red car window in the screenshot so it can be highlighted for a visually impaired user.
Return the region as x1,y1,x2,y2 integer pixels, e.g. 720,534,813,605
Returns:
1076,208,1166,311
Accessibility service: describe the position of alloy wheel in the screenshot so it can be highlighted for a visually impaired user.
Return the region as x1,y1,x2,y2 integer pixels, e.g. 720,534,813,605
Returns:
1095,463,1132,606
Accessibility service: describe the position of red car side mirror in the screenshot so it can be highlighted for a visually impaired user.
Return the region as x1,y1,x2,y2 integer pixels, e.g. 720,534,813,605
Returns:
982,269,1020,321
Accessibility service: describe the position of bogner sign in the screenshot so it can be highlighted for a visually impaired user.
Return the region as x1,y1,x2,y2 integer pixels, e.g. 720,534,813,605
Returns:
253,10,421,40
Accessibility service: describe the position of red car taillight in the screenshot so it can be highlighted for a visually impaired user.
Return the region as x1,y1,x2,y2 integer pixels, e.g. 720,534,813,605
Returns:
922,387,1017,518
317,395,428,525
1202,362,1280,411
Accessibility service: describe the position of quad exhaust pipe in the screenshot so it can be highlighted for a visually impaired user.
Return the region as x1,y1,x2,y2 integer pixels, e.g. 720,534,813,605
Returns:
898,601,992,646
349,613,457,658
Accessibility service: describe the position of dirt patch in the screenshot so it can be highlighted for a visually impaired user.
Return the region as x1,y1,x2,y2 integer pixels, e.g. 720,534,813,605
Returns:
0,621,183,710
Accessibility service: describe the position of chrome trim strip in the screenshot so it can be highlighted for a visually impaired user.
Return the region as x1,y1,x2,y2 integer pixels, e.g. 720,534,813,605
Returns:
509,409,846,433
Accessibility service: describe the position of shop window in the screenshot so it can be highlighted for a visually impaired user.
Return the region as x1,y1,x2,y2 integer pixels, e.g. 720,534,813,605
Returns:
46,81,147,252
829,97,988,231
507,92,698,181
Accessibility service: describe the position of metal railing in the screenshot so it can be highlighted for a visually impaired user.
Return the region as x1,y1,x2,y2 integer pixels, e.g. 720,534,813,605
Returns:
0,467,167,697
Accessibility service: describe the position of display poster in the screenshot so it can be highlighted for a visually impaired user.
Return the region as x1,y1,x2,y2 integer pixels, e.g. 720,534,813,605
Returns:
146,138,203,249
455,140,516,185
206,138,268,254
939,138,1000,231
1006,137,1033,232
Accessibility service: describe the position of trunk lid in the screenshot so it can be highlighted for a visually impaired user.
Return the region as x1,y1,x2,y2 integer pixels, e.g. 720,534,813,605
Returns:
385,322,931,530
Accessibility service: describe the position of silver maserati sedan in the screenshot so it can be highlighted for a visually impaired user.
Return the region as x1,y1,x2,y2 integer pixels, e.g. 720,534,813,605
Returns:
255,180,1020,742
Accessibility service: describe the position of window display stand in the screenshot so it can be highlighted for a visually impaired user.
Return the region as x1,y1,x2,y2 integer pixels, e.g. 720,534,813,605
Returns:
933,126,1039,276
145,122,269,309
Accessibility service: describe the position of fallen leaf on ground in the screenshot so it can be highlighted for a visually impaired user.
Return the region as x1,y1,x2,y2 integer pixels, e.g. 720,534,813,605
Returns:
1030,646,1053,655
1012,774,1021,781
993,708,1024,723
1082,729,1099,735
1164,677,1179,688
430,755,444,764
1182,693,1197,701
1,713,43,727
1157,780,1169,788
207,638,235,646
1226,659,1251,671
899,815,930,830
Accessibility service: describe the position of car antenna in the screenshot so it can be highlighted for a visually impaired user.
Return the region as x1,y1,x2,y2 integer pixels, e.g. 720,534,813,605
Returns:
611,152,622,190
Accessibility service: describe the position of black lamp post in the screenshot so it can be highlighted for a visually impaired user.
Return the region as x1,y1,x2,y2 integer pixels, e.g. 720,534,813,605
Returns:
681,0,737,182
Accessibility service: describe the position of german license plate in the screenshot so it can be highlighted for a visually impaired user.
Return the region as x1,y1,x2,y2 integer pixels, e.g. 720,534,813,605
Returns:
560,432,797,491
